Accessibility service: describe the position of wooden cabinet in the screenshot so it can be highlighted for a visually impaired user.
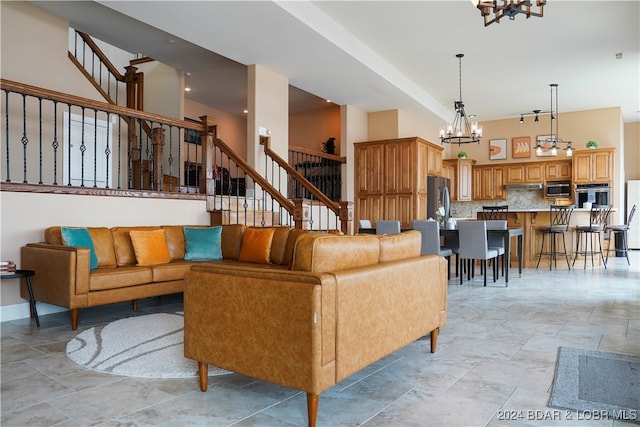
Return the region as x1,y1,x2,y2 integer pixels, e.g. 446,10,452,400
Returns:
525,163,543,182
572,148,614,183
506,164,525,184
544,160,572,181
473,165,505,201
443,158,475,201
354,137,443,228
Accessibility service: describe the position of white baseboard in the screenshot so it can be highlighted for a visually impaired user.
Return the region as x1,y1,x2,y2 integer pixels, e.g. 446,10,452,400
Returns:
0,302,67,323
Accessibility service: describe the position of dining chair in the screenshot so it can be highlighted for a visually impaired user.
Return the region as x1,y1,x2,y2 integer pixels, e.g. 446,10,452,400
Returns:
572,204,612,269
536,204,575,270
485,220,508,276
605,204,636,265
375,220,401,235
457,221,503,287
357,219,372,230
481,205,509,220
411,220,453,278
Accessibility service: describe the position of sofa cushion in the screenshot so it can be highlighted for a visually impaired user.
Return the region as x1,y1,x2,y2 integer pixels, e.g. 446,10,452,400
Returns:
239,227,275,264
291,234,380,272
61,227,98,270
129,229,172,266
111,226,161,266
283,228,308,266
269,227,292,265
149,260,197,282
378,230,422,262
87,227,117,267
89,265,153,291
163,225,187,260
221,224,246,260
184,226,223,261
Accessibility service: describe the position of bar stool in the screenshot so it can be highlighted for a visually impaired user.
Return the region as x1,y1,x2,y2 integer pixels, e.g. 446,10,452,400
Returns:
481,205,508,220
605,204,636,265
573,204,612,269
536,204,575,270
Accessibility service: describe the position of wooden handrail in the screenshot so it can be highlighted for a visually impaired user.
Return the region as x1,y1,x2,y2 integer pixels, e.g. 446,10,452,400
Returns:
289,145,346,163
214,135,294,213
262,137,340,214
1,79,203,132
75,31,125,81
68,52,116,105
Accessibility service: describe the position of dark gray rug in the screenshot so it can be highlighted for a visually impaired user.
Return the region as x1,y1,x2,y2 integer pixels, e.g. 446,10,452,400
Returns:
549,347,640,423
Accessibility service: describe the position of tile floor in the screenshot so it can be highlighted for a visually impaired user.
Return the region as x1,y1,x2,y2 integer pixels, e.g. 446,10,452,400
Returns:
2,252,639,426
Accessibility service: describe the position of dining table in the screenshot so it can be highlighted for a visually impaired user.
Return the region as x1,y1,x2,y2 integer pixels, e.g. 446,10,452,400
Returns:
440,226,524,285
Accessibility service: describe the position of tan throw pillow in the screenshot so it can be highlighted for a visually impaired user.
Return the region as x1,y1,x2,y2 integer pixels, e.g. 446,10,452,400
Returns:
129,229,171,266
238,227,275,264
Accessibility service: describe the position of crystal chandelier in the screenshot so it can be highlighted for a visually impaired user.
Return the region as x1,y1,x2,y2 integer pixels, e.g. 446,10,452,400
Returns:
535,83,573,157
472,0,546,27
440,54,482,145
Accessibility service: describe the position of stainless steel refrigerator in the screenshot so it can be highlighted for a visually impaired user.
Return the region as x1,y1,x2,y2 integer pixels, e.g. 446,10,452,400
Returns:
627,180,640,249
427,176,451,221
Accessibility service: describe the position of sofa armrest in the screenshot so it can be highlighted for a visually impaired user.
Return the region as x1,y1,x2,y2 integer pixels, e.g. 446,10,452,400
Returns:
183,264,337,395
20,243,91,309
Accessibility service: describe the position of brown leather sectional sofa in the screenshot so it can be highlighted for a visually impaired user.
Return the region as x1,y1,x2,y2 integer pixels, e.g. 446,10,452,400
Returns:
20,224,308,330
183,230,448,427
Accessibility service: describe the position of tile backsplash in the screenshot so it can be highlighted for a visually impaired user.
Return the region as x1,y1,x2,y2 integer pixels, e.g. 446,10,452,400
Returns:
450,189,553,218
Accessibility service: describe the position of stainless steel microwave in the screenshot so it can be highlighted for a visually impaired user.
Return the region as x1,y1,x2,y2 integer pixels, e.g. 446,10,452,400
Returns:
545,181,571,198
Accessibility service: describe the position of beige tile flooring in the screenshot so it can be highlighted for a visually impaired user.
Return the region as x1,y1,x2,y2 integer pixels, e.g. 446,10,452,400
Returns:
2,252,639,426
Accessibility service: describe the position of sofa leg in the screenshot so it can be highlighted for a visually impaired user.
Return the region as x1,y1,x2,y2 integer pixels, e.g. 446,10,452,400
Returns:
307,393,319,427
70,308,79,331
198,362,208,392
430,328,439,353
131,299,138,312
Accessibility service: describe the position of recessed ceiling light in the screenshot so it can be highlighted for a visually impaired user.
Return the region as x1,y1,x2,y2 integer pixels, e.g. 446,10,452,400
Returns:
326,99,332,103
615,52,623,59
184,87,191,92
243,109,249,114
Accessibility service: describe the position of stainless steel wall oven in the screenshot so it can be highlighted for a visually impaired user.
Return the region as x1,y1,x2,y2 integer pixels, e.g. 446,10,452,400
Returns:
575,183,611,208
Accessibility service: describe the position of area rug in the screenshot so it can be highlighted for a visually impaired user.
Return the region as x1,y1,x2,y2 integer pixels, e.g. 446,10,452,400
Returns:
66,312,230,379
549,346,640,423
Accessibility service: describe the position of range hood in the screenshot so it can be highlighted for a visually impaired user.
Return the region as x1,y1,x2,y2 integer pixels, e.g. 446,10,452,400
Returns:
505,183,543,191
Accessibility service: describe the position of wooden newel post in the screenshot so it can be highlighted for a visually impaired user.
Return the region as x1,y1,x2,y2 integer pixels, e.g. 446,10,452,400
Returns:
293,199,312,230
339,201,354,235
151,127,165,190
199,116,216,195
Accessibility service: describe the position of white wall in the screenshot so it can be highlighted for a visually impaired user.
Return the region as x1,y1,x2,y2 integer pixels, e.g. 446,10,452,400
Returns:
0,191,209,320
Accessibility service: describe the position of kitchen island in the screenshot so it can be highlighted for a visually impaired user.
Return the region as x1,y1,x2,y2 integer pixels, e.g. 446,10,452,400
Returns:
476,208,614,269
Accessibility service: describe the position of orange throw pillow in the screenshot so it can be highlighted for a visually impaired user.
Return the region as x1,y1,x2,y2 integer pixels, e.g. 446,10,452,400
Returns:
238,227,275,264
129,229,171,266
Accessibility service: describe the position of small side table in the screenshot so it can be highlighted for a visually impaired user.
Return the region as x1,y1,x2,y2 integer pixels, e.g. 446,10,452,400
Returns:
1,269,39,327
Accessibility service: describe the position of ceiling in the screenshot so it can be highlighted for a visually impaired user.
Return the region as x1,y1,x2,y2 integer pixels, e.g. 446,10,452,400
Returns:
31,1,640,128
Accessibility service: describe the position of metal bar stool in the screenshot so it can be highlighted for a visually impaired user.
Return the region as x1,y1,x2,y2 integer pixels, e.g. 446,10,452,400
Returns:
536,204,575,270
481,205,508,220
605,204,636,265
573,204,612,269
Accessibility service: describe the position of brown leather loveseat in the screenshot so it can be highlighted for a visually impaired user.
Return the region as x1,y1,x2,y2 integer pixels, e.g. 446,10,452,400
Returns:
183,230,448,427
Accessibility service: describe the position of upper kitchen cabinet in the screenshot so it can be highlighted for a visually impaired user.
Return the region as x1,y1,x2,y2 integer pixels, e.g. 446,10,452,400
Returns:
544,160,572,181
572,148,615,184
444,158,475,201
473,165,506,201
506,162,543,184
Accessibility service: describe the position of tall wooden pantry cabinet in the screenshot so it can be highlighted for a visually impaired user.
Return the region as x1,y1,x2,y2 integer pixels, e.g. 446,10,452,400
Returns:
354,137,444,229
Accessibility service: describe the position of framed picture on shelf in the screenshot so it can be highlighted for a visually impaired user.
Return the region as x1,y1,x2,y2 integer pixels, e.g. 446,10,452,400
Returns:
512,136,531,159
184,118,201,145
489,138,507,160
536,135,555,156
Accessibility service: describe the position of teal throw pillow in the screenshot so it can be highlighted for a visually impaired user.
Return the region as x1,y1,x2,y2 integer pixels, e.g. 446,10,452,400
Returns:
184,226,223,261
61,227,98,270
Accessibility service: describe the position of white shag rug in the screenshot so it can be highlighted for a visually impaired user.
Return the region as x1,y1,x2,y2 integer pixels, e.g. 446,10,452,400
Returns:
66,312,230,378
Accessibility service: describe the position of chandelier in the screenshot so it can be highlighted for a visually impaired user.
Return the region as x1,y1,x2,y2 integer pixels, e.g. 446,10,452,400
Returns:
535,83,573,157
440,54,482,145
472,0,546,27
